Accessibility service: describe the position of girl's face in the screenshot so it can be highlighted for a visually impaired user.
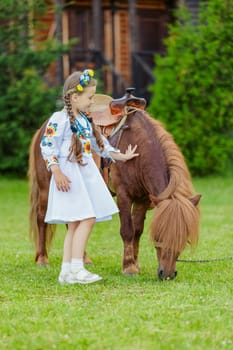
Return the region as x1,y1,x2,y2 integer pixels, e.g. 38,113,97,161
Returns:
71,86,96,114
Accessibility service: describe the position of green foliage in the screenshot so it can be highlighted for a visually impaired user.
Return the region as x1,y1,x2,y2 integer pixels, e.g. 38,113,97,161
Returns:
0,0,72,177
0,69,60,174
149,0,233,176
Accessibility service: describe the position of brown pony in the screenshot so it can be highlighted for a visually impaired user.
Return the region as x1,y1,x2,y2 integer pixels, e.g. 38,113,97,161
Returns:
28,92,201,280
106,107,201,280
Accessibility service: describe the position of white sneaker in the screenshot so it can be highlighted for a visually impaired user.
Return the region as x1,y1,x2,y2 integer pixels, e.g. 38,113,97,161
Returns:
58,273,71,285
69,268,102,284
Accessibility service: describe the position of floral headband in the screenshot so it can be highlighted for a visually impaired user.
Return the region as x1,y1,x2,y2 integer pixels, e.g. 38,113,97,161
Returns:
76,69,94,92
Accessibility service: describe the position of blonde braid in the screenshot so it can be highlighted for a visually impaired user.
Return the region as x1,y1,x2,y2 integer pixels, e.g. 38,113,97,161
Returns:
90,119,104,152
64,94,84,165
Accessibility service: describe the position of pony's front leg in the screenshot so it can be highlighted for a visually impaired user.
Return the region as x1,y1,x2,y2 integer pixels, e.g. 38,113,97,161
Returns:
117,195,139,275
132,201,149,271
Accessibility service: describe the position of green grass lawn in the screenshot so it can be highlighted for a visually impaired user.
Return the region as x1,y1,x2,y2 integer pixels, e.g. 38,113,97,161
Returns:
0,176,232,350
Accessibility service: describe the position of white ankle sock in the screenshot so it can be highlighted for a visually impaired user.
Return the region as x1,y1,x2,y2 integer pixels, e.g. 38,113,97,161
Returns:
61,262,70,274
71,258,84,273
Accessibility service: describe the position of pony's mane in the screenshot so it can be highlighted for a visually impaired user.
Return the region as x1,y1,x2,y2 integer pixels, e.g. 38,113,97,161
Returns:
145,112,194,199
141,111,200,256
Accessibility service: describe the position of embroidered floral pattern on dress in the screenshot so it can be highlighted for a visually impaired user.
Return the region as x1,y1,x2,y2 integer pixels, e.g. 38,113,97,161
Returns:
84,141,91,154
45,156,59,169
45,122,58,136
41,122,58,147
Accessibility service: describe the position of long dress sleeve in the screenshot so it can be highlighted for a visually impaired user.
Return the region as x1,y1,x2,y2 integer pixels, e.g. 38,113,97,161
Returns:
40,111,68,170
90,134,120,162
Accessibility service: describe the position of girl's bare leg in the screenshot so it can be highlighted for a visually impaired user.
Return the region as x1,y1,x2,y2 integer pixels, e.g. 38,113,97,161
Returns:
71,217,96,259
63,223,92,264
62,222,79,262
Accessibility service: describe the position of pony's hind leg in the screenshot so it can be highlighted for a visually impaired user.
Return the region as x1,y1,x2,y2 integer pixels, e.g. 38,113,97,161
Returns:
36,214,49,266
35,190,50,266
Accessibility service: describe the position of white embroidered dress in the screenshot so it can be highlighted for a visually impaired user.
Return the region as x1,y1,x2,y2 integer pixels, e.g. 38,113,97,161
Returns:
40,109,119,224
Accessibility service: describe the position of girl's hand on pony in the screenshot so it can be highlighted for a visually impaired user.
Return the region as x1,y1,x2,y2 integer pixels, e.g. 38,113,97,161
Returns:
123,144,139,161
50,165,71,192
110,144,139,162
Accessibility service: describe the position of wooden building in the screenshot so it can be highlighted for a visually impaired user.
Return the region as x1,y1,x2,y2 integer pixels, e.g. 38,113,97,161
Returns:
37,0,200,101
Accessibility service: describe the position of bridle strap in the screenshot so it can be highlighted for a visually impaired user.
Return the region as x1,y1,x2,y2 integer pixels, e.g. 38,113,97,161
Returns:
109,115,127,138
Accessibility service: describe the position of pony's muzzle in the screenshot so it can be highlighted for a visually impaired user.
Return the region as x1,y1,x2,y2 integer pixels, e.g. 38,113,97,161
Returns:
158,268,177,281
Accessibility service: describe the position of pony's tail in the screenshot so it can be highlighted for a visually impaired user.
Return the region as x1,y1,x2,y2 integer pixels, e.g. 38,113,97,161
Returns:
28,128,56,261
28,129,39,245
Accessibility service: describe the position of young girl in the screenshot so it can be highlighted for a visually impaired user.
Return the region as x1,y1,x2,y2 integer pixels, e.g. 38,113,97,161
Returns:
40,69,139,285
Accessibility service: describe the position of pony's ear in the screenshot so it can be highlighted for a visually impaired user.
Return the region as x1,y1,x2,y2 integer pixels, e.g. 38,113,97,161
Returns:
189,194,202,206
149,194,160,206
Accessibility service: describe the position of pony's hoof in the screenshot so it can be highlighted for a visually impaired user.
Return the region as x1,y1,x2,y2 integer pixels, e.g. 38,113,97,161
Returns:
135,262,141,272
36,256,49,267
84,258,93,265
123,264,140,276
38,263,49,268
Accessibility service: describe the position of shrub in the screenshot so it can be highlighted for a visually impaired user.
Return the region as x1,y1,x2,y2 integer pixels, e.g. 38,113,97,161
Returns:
0,0,70,176
0,69,60,175
148,0,233,176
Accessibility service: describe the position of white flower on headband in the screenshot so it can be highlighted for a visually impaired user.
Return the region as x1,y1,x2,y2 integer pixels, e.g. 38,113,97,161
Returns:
76,69,94,92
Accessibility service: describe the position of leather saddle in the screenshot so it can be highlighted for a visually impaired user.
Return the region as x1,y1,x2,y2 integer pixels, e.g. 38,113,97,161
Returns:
90,88,146,138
